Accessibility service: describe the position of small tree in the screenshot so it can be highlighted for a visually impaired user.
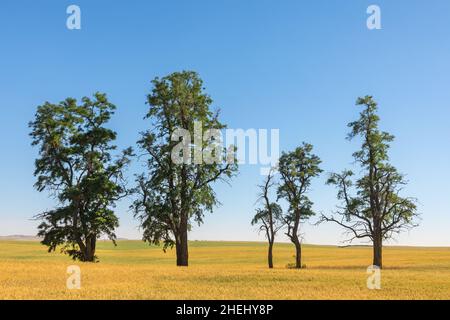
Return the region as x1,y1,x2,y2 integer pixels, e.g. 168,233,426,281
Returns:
320,96,418,268
277,143,322,269
30,93,132,262
132,71,238,267
251,170,283,269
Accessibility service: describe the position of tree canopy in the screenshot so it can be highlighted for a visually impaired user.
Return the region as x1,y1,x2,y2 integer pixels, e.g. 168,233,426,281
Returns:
277,143,322,268
321,96,418,268
30,93,132,261
132,71,238,266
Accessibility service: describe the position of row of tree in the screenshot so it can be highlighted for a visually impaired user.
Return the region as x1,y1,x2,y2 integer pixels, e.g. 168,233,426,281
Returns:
252,96,418,269
30,71,237,265
30,71,418,268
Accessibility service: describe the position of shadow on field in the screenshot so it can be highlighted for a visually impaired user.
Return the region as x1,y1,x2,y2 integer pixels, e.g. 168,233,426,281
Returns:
308,264,449,271
308,265,412,270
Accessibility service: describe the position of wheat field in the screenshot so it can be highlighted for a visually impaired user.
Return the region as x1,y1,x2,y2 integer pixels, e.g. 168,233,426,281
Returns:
0,240,449,300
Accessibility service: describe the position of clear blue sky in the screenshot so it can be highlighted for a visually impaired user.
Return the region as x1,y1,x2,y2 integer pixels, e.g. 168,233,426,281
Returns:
1,0,449,246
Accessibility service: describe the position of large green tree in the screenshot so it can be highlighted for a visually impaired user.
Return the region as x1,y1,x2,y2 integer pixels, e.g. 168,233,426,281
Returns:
30,93,132,262
132,71,238,267
277,143,322,269
321,96,418,268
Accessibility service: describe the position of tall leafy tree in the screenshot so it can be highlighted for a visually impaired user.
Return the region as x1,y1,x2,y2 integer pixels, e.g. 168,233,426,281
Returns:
30,93,132,262
132,71,238,267
277,143,322,269
251,169,283,269
320,96,418,268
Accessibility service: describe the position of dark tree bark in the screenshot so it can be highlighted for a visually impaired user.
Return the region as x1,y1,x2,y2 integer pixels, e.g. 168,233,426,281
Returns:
373,233,382,268
83,235,97,262
176,237,189,267
289,229,302,269
287,210,303,269
176,215,189,267
294,239,302,269
268,241,274,269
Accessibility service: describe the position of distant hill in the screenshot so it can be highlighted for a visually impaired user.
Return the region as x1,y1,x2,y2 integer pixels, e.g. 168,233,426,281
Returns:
0,235,42,241
0,235,129,241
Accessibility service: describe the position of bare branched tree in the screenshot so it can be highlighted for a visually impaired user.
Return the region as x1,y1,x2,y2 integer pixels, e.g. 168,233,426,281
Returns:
251,169,283,268
320,96,419,268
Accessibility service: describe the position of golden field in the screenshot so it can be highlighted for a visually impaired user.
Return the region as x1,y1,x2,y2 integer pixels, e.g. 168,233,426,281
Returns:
0,240,449,300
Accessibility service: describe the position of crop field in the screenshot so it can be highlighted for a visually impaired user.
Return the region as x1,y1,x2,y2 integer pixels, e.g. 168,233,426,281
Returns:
1,240,450,300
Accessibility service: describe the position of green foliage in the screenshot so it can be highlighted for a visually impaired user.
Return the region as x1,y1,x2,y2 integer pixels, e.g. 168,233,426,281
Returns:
277,143,323,235
251,203,283,228
29,93,132,261
323,96,418,243
132,71,238,252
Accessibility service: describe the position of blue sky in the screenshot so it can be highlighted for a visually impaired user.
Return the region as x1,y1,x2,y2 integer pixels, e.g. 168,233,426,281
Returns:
0,0,449,246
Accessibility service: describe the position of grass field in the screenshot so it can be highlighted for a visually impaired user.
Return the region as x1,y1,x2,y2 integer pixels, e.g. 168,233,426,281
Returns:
1,240,449,300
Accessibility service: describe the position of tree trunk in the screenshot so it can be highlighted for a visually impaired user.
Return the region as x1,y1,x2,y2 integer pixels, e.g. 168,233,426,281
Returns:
268,241,274,269
176,217,189,267
290,210,303,269
84,235,96,262
373,235,382,269
175,237,188,267
290,236,302,269
294,239,302,269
